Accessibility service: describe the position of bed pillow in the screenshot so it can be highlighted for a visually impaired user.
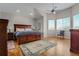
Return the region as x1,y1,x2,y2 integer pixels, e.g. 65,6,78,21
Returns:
25,28,33,31
16,28,25,32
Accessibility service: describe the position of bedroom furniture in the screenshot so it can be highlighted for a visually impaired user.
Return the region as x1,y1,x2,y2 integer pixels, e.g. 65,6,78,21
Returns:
57,30,65,39
70,29,79,53
14,24,31,31
14,24,43,45
8,32,14,41
0,19,8,56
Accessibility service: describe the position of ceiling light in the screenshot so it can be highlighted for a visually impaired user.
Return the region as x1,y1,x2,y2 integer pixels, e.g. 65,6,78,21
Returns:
30,13,33,15
16,9,20,12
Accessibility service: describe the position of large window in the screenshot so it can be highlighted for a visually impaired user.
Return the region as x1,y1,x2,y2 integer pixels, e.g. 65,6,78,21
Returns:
57,17,70,30
57,19,63,30
73,14,79,29
62,17,70,30
48,20,55,30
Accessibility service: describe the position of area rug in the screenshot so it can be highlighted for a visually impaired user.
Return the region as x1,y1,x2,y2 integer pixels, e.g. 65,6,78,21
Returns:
7,40,15,50
20,39,56,56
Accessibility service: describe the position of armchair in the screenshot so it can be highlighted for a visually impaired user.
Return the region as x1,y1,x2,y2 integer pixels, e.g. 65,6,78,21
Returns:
57,30,65,39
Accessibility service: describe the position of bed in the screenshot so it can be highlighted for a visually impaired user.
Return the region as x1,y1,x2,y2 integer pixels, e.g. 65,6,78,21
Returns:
14,24,43,45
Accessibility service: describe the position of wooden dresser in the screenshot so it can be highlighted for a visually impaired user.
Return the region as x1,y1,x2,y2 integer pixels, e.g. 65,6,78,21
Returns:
70,29,79,53
0,19,8,56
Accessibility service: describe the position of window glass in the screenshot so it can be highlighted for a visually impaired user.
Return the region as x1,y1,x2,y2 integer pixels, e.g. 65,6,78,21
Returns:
56,17,70,30
48,20,55,30
73,14,79,29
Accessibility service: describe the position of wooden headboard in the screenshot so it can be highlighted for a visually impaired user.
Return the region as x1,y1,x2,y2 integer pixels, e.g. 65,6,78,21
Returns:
14,24,31,32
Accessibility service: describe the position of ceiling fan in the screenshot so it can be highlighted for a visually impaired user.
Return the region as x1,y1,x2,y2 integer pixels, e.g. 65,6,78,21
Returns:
45,3,57,14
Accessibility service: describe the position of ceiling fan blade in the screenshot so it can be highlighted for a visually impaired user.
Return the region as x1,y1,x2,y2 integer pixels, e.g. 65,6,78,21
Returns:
44,4,57,14
51,9,54,12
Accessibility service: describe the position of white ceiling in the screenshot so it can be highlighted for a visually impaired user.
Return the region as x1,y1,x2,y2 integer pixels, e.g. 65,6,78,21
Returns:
0,3,75,16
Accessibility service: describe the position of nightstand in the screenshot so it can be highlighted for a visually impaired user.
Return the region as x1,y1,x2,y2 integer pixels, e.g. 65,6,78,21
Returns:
8,32,14,41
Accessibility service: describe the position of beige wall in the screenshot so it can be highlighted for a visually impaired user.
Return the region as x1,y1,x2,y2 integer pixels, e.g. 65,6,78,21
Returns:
13,15,34,26
0,12,14,32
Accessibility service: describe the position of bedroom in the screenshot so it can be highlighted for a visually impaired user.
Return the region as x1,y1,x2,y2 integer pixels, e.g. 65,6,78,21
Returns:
0,3,79,56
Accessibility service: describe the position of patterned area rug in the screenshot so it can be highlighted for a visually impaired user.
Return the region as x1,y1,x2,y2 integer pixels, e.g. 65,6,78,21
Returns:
20,39,56,56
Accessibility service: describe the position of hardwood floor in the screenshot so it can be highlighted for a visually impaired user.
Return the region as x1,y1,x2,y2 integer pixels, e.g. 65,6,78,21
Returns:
8,42,23,56
8,37,79,56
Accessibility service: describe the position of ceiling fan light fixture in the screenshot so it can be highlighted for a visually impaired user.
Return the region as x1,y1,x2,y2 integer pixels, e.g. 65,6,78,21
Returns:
51,9,54,12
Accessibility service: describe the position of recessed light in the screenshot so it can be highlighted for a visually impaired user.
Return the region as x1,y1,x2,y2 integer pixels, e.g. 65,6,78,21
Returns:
16,9,20,12
30,13,33,15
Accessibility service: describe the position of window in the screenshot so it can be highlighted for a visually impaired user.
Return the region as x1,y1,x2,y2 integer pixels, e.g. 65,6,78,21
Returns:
73,14,79,29
62,17,70,30
56,17,70,30
57,19,63,30
48,20,55,30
